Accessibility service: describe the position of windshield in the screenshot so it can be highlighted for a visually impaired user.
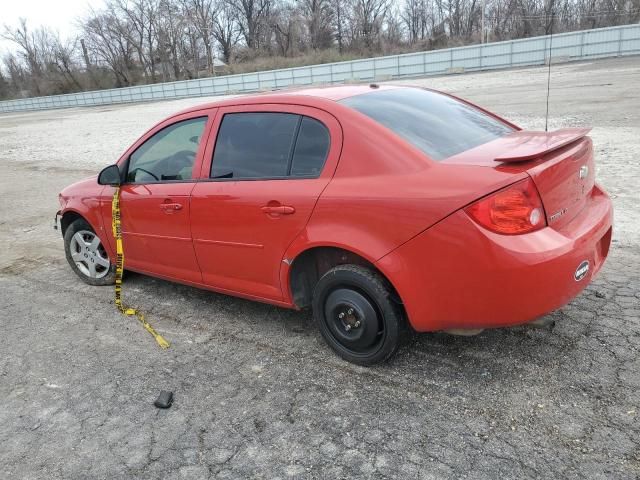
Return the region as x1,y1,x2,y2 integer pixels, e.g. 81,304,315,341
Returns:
340,88,515,161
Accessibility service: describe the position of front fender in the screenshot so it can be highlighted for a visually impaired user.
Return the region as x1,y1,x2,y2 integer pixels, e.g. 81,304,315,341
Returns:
60,186,113,259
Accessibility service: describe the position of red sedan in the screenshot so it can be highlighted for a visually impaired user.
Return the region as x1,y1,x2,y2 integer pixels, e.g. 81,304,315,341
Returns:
57,85,613,365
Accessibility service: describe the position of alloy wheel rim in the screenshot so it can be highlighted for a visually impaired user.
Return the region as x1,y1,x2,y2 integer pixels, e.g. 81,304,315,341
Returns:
69,230,110,279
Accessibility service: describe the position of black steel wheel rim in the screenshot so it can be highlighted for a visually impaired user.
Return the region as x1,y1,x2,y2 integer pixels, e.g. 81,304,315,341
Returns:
323,288,385,355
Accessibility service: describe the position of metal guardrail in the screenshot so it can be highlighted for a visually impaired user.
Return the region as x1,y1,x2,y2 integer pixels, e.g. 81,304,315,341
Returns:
1,24,638,113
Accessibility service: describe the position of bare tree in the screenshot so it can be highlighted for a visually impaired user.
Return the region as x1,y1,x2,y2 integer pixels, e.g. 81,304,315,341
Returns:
352,0,390,49
271,2,298,56
3,20,84,94
383,6,405,47
402,0,430,43
47,34,84,91
183,0,217,74
0,68,10,99
300,0,334,49
226,0,272,49
212,0,242,63
157,0,187,80
331,0,348,52
2,53,28,96
82,9,137,86
3,19,44,94
112,0,160,81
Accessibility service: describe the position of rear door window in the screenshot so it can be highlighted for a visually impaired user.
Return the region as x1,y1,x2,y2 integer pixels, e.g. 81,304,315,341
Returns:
340,88,514,161
211,112,300,179
290,117,330,177
211,112,330,179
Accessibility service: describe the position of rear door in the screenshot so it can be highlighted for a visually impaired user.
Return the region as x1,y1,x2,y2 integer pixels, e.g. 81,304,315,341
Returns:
115,112,214,283
190,104,342,300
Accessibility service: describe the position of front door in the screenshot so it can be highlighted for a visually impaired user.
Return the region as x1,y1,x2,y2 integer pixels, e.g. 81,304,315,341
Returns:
117,114,212,283
190,104,342,300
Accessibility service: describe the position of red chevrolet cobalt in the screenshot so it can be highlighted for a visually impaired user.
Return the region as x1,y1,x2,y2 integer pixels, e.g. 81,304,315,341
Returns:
57,85,613,365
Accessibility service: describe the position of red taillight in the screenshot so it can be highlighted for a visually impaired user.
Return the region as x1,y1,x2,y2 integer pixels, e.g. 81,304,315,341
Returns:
465,178,546,235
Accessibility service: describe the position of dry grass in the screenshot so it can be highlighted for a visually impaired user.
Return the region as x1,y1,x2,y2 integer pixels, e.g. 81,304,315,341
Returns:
225,50,365,75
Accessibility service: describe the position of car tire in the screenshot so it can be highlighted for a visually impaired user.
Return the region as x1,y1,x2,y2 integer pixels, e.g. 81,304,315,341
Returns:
312,264,408,365
64,218,116,286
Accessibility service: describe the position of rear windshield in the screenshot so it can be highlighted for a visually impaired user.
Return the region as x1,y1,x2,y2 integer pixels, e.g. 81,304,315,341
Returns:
340,88,514,161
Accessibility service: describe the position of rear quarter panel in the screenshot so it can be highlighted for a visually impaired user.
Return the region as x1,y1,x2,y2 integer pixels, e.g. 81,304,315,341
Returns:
280,105,528,303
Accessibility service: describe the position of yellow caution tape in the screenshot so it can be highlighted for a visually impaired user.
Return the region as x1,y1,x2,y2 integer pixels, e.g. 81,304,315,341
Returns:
111,186,170,349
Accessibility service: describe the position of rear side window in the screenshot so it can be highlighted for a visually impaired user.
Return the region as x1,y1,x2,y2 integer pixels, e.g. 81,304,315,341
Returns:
291,117,330,177
211,112,329,179
340,88,514,161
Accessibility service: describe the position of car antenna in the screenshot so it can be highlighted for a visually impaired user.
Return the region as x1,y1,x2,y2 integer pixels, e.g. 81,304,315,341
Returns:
544,8,555,132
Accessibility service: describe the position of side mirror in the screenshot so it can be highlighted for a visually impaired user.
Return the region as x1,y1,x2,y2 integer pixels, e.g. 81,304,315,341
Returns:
98,164,122,186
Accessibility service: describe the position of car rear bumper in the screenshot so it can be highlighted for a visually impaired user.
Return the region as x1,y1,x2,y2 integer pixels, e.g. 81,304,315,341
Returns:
376,184,613,332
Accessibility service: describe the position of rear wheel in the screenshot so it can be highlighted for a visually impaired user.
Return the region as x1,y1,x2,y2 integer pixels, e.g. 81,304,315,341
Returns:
312,264,407,365
64,218,115,286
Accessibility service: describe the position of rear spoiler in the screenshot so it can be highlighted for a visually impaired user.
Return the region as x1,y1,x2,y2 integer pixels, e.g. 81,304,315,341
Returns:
494,127,591,163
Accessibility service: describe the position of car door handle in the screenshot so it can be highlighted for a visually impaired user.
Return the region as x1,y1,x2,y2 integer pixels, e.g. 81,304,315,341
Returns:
261,205,295,215
160,203,183,212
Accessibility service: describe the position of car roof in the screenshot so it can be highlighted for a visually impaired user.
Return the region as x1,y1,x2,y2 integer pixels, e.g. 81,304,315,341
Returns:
276,83,402,100
176,84,405,115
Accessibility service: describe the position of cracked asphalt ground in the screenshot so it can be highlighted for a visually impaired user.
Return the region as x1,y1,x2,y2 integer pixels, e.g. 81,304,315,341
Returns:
1,57,639,479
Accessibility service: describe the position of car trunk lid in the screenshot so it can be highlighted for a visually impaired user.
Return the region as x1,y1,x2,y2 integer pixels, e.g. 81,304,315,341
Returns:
445,128,596,229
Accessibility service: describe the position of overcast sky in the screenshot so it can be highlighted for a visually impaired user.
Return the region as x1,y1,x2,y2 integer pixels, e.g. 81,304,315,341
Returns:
1,0,103,55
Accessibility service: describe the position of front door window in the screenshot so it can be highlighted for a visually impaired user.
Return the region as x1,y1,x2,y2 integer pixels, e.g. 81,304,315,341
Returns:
127,117,207,183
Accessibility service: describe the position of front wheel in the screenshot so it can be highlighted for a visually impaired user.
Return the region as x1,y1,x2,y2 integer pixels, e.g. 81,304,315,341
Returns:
312,265,407,365
63,218,116,286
